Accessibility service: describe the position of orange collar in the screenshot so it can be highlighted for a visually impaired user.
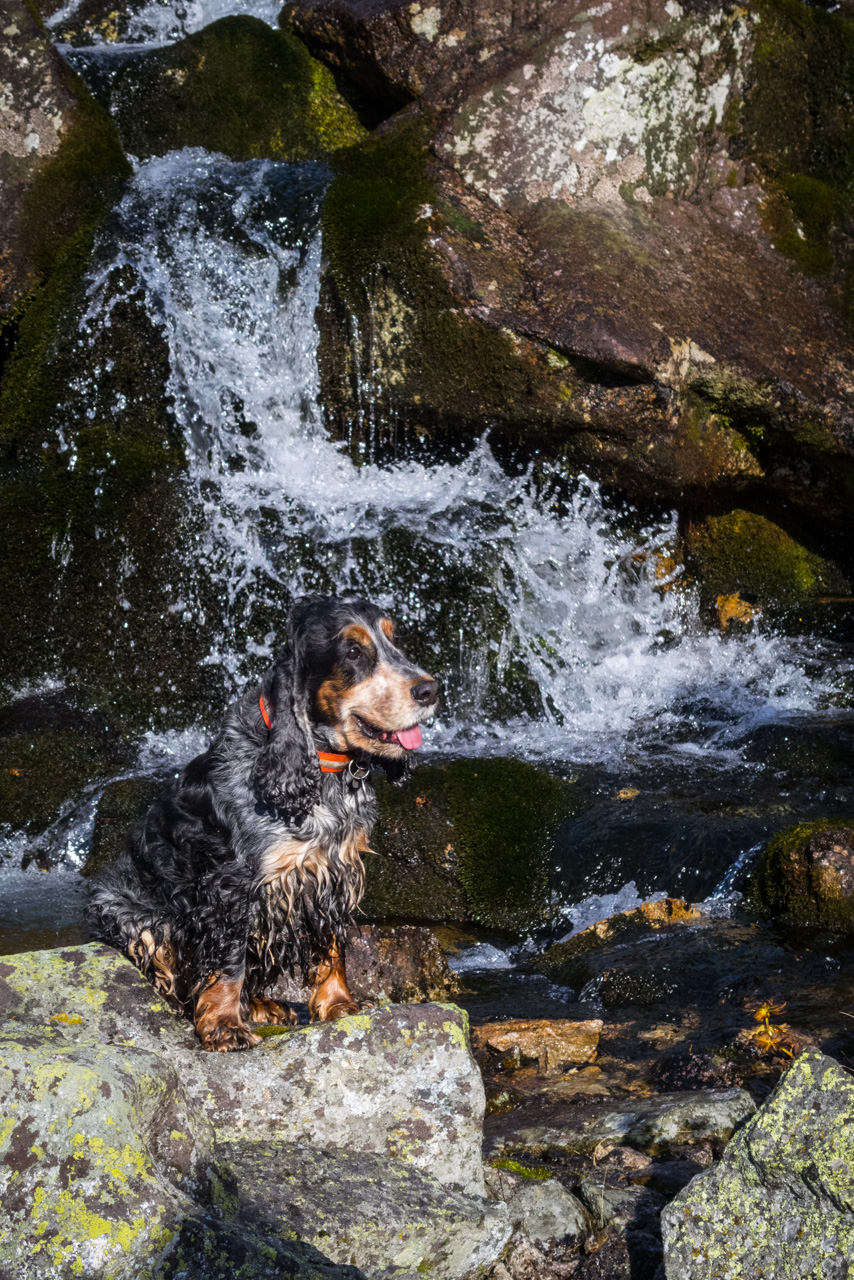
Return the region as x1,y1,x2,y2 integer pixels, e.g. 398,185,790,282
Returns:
259,694,354,773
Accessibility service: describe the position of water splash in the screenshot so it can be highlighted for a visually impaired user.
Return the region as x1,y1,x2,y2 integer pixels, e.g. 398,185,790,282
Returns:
77,148,849,767
49,0,282,46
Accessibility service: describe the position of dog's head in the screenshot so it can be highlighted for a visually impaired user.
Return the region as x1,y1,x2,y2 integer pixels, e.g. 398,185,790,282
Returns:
255,595,438,819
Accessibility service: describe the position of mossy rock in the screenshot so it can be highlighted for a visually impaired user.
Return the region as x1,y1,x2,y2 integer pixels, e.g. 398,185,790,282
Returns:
318,118,587,459
685,508,849,619
0,693,133,837
109,17,366,161
749,819,854,930
367,757,582,931
740,0,854,327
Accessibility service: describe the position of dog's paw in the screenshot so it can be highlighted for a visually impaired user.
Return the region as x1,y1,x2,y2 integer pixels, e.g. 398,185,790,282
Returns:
198,1021,261,1052
245,996,298,1026
311,998,360,1022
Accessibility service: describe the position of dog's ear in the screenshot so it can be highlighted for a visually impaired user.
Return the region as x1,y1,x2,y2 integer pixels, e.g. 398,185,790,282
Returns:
254,635,321,823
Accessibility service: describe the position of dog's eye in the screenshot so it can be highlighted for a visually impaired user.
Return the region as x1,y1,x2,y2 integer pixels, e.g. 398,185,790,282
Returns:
345,644,361,660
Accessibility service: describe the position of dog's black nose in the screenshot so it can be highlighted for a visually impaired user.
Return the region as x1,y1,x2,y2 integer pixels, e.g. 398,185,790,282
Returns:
411,679,438,707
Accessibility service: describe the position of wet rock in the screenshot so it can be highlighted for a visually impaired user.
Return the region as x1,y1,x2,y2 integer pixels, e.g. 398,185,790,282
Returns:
472,1019,603,1072
0,690,132,840
535,899,703,971
485,1167,589,1249
312,3,854,547
83,775,167,879
0,0,129,322
484,1088,755,1161
0,943,487,1194
685,509,850,622
108,17,365,162
221,1140,511,1280
577,1226,662,1280
577,1180,664,1233
365,758,581,930
276,923,463,1004
750,819,854,930
152,1217,364,1280
662,1051,854,1278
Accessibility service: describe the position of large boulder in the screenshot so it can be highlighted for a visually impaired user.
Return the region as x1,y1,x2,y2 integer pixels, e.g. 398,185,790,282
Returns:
0,1027,359,1279
297,0,854,560
749,819,854,930
105,17,365,161
222,1141,511,1280
0,943,488,1195
662,1051,854,1278
0,0,129,323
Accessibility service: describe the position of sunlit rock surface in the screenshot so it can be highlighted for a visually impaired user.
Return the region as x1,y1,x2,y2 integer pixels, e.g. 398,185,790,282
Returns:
0,0,124,319
0,944,488,1194
485,1087,755,1159
662,1051,854,1279
221,1141,511,1280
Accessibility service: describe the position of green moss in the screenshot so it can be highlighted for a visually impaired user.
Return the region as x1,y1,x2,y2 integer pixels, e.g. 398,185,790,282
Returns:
110,17,366,161
686,508,849,616
490,1159,553,1180
319,119,581,453
0,728,107,833
741,0,854,321
371,757,581,930
749,818,854,928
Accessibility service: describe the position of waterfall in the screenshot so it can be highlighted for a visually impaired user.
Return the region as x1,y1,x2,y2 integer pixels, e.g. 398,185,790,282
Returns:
77,148,845,766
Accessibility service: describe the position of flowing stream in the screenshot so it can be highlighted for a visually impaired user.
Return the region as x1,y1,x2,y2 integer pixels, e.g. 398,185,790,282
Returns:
3,122,854,976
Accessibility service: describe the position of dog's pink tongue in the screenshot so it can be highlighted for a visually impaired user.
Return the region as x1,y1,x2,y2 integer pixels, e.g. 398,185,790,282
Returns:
394,725,422,751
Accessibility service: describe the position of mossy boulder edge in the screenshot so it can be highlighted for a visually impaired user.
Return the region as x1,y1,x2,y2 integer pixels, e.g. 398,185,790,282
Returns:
749,819,854,930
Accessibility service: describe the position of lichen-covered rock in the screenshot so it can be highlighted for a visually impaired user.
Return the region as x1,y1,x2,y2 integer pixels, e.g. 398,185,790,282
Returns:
661,1051,854,1279
107,17,365,162
0,0,129,322
219,1141,511,1280
0,1028,217,1278
0,944,487,1194
485,1169,589,1250
749,819,854,930
310,1,854,544
485,1089,755,1161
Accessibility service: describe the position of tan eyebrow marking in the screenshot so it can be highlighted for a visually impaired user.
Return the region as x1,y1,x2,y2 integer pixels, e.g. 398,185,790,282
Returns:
342,624,374,649
380,618,395,641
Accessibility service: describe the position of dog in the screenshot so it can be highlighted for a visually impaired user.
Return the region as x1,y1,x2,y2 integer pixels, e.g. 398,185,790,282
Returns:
89,594,438,1051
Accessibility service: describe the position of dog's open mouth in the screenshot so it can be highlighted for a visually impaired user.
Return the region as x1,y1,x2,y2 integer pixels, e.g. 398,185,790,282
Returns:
353,714,422,751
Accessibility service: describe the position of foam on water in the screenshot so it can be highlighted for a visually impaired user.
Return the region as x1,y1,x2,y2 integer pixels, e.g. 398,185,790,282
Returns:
77,148,849,770
49,0,282,45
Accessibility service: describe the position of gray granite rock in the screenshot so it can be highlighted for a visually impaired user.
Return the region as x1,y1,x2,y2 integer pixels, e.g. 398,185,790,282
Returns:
220,1141,511,1280
662,1051,854,1279
485,1088,755,1161
0,944,487,1194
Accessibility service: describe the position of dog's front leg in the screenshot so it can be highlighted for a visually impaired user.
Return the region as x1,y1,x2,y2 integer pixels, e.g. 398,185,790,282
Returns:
308,938,359,1022
194,968,261,1052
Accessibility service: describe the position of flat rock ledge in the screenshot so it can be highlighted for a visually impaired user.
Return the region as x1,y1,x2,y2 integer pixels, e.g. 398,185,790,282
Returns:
0,943,510,1279
662,1050,854,1280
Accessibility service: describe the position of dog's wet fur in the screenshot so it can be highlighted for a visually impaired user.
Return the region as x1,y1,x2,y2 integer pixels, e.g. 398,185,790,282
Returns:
89,595,438,1051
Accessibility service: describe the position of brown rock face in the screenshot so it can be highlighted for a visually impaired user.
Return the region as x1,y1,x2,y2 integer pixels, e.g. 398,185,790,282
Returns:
472,1019,603,1072
0,0,77,317
302,0,854,551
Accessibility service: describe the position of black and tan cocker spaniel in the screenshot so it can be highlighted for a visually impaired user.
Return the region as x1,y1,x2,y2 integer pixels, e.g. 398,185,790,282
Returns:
89,595,438,1051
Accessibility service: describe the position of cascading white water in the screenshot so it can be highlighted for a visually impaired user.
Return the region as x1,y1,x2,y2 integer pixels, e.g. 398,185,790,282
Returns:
49,0,283,46
79,148,848,765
